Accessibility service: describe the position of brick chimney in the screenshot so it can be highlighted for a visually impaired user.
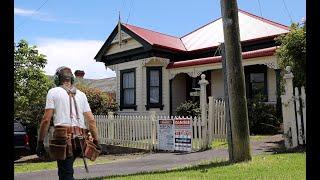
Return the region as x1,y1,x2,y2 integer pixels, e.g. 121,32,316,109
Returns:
74,70,85,79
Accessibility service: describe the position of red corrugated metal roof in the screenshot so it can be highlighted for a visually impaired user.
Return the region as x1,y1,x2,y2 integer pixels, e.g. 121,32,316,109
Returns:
180,10,289,51
123,24,186,51
166,46,277,69
121,10,288,53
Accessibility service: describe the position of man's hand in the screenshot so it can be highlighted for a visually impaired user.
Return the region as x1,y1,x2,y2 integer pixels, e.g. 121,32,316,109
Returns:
36,141,46,158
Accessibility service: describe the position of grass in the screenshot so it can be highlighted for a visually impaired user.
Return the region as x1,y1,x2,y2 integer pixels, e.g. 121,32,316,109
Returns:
209,135,269,149
14,156,113,173
99,152,306,180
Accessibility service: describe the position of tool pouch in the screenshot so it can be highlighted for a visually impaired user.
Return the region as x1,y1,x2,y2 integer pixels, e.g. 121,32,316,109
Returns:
49,126,69,160
53,127,68,140
49,139,67,160
84,140,101,161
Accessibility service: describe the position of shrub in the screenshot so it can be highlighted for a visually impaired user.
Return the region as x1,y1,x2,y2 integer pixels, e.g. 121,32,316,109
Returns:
247,94,280,135
76,83,118,115
175,100,201,117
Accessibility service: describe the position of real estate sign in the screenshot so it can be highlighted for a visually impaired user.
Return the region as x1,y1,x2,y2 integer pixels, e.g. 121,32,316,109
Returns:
157,119,175,151
174,118,192,152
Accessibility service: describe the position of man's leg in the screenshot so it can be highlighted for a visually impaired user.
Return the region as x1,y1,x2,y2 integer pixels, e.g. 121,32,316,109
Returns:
57,155,76,180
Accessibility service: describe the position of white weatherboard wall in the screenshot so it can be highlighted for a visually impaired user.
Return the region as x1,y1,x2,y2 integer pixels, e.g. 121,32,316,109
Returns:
115,57,170,116
210,65,277,102
211,69,224,99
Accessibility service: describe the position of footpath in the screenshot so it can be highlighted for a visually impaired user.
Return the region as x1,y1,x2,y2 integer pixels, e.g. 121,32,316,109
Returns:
14,135,284,180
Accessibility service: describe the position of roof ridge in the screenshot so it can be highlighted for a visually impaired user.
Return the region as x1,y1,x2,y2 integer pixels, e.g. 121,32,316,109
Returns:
180,17,221,39
238,9,290,30
123,23,181,39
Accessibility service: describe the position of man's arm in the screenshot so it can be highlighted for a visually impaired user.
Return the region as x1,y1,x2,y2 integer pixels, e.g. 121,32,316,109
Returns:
84,111,99,142
37,109,54,142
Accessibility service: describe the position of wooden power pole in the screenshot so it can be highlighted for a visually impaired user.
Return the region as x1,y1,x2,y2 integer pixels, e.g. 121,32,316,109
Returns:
220,0,252,162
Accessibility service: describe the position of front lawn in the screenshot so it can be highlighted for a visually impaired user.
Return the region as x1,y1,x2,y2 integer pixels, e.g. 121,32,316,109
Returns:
14,156,113,173
103,153,305,180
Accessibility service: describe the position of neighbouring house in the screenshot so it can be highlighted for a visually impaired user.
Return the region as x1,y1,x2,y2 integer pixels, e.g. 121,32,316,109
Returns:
73,70,116,93
94,9,289,116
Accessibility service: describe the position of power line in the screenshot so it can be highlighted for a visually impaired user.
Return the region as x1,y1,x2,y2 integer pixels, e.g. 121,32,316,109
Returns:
282,0,293,23
15,0,50,32
257,0,263,17
126,0,134,24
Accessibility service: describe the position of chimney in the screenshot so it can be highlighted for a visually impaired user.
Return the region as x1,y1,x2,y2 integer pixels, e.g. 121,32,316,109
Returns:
74,70,85,79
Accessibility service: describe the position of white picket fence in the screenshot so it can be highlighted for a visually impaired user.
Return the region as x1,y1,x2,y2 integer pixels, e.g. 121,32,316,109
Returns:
281,66,306,149
95,114,154,150
94,98,226,151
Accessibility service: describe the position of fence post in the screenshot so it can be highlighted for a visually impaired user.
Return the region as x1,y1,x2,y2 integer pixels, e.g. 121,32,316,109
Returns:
199,74,209,149
294,87,303,145
301,86,306,143
108,112,115,145
150,111,157,150
208,97,214,144
281,66,298,149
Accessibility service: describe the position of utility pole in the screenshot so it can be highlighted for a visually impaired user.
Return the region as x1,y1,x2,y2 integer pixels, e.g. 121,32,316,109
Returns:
220,0,251,162
221,43,234,161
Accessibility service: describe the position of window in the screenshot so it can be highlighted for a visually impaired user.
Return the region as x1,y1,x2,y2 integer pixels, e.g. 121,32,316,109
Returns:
146,67,163,110
245,65,268,101
250,73,265,97
120,68,136,110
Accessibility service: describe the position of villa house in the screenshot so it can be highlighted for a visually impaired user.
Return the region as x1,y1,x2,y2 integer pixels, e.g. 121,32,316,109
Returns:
94,9,289,116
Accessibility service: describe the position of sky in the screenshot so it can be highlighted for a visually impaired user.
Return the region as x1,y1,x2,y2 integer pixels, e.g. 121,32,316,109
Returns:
14,0,306,79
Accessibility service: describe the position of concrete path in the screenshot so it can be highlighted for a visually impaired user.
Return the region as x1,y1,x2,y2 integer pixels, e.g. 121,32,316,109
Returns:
14,135,284,180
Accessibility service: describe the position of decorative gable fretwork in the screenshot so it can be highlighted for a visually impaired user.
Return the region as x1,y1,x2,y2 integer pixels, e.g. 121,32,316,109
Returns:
105,30,143,56
141,57,170,67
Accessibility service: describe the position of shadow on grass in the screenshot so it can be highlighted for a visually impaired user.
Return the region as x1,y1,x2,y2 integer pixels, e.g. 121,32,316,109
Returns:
76,160,233,180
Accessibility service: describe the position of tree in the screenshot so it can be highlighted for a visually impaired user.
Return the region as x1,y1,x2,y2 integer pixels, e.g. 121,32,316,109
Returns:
276,21,306,88
14,39,53,152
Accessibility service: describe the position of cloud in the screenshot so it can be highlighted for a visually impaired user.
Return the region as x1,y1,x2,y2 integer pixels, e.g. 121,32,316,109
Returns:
14,7,81,24
15,7,57,22
37,38,116,79
14,7,40,16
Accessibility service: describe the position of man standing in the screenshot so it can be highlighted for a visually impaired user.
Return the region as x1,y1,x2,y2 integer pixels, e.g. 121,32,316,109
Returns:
36,66,101,180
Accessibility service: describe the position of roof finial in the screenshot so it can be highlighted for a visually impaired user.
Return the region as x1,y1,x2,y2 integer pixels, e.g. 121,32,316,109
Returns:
118,11,121,23
118,11,122,47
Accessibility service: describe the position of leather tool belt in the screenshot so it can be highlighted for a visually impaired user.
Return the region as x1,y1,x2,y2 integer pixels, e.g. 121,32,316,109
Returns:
56,125,87,137
48,126,100,161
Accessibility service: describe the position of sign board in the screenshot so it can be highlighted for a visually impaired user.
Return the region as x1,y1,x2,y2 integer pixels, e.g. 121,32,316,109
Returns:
157,119,175,151
190,91,200,97
174,118,192,152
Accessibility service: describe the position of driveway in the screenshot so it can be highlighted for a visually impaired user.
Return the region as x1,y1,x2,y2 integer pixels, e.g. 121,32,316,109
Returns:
14,134,284,180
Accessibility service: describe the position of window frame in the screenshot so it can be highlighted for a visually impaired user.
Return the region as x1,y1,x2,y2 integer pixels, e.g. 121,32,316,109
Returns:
146,66,164,110
120,68,137,110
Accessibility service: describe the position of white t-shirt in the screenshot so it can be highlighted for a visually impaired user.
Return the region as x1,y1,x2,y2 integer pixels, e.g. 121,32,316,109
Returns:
45,87,91,129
